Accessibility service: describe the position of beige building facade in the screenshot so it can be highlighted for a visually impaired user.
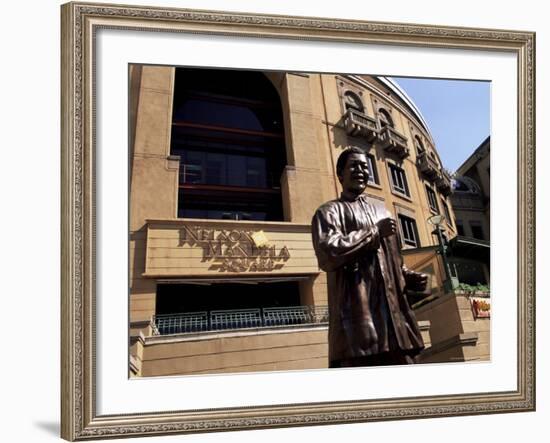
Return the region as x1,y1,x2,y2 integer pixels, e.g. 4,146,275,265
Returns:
451,136,490,241
129,65,488,377
446,137,491,287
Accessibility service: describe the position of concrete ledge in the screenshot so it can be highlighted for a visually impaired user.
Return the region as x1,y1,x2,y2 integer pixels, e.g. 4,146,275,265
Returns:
414,292,457,314
420,332,478,360
145,324,328,345
418,320,431,331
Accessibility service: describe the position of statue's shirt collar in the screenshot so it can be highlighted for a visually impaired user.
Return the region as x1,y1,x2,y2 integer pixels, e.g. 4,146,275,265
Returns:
340,190,364,202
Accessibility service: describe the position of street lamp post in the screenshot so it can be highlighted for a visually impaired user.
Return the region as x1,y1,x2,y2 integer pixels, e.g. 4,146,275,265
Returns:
428,214,455,293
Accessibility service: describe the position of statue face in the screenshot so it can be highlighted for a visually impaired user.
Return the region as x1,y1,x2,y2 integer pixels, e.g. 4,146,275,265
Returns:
340,153,369,195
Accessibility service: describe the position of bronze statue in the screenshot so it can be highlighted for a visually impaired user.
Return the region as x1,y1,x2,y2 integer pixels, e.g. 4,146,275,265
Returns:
311,147,428,368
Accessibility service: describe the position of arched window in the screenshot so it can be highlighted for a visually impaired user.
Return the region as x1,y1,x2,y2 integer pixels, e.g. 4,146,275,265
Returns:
414,135,425,154
378,108,394,128
171,68,287,221
343,90,364,112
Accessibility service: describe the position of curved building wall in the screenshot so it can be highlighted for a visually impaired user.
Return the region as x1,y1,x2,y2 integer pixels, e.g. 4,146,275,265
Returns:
316,73,456,249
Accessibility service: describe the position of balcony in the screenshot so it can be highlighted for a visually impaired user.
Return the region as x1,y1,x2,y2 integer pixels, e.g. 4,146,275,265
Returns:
379,126,410,159
344,108,378,142
152,305,329,335
416,151,440,181
436,170,452,196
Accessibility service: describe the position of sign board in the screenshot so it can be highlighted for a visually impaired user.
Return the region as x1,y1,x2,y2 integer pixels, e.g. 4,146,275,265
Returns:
144,219,319,277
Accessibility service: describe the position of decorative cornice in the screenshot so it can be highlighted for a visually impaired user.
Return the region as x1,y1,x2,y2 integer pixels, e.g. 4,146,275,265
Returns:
74,3,531,44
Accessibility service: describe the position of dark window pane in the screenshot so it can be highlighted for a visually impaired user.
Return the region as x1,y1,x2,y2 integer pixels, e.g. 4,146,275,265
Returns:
390,164,409,196
227,156,248,187
246,157,267,187
470,223,484,240
174,99,265,131
426,186,439,212
442,201,452,224
398,214,419,247
344,91,364,112
366,154,379,184
205,152,226,185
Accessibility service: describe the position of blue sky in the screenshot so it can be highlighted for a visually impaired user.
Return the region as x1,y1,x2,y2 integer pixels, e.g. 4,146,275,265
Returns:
390,77,490,172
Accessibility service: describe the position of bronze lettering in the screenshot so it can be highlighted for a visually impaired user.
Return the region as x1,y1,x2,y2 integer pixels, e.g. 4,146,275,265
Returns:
228,230,242,242
279,246,291,261
179,225,292,272
216,230,230,243
205,242,222,259
183,225,200,244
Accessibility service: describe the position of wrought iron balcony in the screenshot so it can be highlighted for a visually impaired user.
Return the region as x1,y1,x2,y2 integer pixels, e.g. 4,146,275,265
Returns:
416,151,440,181
379,126,410,158
436,170,452,196
344,108,378,142
152,305,329,335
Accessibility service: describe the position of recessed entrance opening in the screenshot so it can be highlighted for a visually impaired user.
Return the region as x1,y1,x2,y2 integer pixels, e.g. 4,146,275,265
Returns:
156,281,301,314
154,280,327,335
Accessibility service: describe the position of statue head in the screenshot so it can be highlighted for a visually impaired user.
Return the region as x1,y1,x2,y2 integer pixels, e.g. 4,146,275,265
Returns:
336,147,370,196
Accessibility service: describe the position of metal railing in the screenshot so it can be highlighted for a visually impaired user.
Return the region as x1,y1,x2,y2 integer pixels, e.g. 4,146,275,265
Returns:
211,308,262,331
379,126,410,158
154,311,209,335
416,151,440,180
436,170,452,196
152,305,329,336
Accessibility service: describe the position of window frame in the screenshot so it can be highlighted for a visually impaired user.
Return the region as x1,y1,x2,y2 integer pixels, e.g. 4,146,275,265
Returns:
397,213,420,248
388,163,411,198
365,153,380,186
441,199,453,227
425,185,439,213
378,107,394,128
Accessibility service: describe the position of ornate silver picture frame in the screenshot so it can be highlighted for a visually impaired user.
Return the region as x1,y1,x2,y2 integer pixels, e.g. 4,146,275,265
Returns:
61,1,535,440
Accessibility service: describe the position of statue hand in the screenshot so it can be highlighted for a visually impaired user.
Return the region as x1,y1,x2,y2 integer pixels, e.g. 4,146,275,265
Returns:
376,217,397,238
406,271,429,292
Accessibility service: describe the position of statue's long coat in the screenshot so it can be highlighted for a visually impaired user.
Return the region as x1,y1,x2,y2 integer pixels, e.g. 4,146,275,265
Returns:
311,194,424,365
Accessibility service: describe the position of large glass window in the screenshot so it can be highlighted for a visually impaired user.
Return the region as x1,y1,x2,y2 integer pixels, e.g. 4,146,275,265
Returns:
171,68,287,221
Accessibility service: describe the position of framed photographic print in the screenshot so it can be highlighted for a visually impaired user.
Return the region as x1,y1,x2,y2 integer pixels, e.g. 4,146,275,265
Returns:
61,1,535,440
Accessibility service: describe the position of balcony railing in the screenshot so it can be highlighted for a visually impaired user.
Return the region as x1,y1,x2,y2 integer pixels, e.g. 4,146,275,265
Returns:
379,126,410,158
344,108,378,142
152,305,329,336
416,151,440,181
436,170,452,196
